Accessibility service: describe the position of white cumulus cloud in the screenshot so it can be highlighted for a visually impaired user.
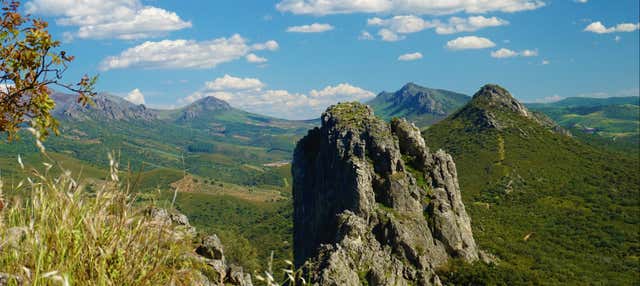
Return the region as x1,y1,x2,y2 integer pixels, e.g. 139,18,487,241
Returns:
434,16,509,34
308,84,375,101
368,15,433,34
584,21,640,34
398,52,423,61
205,75,266,91
182,76,375,119
287,23,335,33
491,48,538,58
125,88,145,105
276,0,545,16
446,36,496,50
25,0,191,40
99,35,278,70
378,29,405,42
358,31,374,40
246,53,268,64
491,48,518,58
367,15,508,41
251,40,280,51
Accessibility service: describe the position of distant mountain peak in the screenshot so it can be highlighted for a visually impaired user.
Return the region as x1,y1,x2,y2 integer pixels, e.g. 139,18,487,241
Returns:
456,85,570,135
367,83,470,127
177,96,232,122
399,82,422,92
194,96,232,110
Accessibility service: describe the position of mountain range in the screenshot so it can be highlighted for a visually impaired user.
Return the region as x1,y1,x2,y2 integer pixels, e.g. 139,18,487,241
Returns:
367,83,639,154
4,83,635,182
1,92,314,187
1,83,638,284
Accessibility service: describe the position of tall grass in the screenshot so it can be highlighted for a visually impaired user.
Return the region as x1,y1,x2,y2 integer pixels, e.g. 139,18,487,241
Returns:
0,152,205,285
0,129,309,285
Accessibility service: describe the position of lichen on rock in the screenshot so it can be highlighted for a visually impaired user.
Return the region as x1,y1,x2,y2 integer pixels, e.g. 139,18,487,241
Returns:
292,102,480,285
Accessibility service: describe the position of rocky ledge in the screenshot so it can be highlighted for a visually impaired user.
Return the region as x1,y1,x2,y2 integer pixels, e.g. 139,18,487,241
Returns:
145,207,253,286
292,102,482,285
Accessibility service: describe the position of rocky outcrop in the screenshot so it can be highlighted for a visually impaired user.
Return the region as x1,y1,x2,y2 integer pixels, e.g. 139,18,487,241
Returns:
145,207,253,286
292,102,479,285
472,84,529,118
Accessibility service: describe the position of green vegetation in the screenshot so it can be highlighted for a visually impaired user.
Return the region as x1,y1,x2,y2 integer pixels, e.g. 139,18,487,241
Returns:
170,192,293,277
2,77,637,284
424,99,640,284
527,97,639,154
0,93,311,282
438,259,542,285
0,159,206,285
326,102,374,129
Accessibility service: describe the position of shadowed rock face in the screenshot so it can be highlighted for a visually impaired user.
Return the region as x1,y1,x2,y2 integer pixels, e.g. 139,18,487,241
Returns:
292,102,478,286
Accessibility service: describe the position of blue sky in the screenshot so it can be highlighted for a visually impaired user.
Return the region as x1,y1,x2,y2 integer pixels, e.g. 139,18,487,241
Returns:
24,0,640,119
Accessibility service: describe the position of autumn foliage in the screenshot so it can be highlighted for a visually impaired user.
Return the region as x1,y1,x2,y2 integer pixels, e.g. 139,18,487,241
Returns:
0,1,96,140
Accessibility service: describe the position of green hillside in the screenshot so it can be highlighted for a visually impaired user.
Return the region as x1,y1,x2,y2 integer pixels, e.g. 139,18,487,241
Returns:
527,97,639,154
3,89,638,283
3,93,314,187
528,96,639,108
0,93,312,276
424,85,639,285
368,82,470,127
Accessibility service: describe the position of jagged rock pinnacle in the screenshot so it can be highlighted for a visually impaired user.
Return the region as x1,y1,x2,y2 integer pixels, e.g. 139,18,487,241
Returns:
292,102,479,285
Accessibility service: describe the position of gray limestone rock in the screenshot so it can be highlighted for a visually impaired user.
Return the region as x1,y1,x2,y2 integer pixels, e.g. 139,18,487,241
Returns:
292,103,479,285
146,207,251,286
196,235,225,261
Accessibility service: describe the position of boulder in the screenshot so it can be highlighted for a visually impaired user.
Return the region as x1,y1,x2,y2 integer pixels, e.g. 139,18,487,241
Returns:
196,235,225,261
